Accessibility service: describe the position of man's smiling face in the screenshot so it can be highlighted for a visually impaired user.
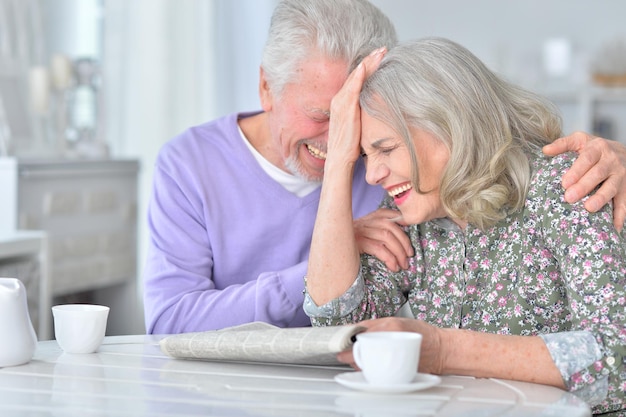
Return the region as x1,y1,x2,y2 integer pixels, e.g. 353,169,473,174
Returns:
260,53,349,182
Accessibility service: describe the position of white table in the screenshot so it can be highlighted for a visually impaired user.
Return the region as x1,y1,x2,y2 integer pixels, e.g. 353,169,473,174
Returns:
0,335,592,416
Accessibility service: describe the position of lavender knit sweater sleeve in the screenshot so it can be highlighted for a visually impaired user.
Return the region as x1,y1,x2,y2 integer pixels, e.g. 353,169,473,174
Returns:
143,113,384,333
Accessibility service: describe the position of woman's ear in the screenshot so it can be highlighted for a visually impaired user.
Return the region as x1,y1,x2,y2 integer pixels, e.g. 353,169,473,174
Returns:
259,67,273,112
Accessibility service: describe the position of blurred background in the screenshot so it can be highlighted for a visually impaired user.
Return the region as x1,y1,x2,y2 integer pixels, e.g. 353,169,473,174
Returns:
1,0,625,338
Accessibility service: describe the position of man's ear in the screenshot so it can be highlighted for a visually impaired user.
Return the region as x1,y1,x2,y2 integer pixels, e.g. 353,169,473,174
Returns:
259,67,273,112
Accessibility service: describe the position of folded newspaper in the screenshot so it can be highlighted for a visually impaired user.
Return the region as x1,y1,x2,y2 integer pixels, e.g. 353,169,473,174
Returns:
159,322,366,366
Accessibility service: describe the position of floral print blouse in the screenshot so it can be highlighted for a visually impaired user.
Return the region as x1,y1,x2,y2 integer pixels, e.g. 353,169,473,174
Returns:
305,151,626,416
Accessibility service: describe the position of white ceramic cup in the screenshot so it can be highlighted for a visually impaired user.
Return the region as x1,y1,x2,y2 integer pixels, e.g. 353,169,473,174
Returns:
353,331,422,386
52,304,110,354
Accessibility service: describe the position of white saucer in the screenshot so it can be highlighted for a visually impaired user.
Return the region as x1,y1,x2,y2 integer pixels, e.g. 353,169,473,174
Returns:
334,372,441,394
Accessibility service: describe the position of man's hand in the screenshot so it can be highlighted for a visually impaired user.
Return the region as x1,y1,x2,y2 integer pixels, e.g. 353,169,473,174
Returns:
543,131,626,231
353,208,413,271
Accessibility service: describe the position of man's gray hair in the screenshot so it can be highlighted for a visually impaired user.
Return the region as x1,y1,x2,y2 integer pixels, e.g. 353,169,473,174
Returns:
262,0,397,95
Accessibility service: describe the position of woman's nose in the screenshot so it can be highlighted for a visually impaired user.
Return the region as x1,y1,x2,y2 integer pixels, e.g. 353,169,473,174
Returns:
364,158,388,186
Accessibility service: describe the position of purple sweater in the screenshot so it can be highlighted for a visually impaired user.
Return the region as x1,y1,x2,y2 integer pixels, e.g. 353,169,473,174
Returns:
143,112,385,333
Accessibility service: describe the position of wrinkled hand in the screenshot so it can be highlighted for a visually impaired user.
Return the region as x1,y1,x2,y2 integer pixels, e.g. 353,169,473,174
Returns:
336,317,445,375
543,131,626,231
326,48,387,168
354,208,413,271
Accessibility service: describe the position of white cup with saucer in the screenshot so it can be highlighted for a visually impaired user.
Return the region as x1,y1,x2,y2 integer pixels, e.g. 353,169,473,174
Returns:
353,331,422,386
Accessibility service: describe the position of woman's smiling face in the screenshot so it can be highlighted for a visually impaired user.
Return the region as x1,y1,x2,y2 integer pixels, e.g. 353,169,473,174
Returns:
361,110,450,225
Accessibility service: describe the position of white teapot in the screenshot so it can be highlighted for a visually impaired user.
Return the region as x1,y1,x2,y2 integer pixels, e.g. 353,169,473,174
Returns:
0,278,38,367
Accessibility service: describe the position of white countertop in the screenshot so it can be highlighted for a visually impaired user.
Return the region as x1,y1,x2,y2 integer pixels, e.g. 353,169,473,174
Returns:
0,230,46,256
0,335,592,416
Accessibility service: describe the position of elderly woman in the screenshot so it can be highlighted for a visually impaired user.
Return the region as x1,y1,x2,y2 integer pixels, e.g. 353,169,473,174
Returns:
304,38,626,415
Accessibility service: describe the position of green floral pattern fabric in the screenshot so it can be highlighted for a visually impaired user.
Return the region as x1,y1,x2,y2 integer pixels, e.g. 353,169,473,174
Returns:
306,151,626,415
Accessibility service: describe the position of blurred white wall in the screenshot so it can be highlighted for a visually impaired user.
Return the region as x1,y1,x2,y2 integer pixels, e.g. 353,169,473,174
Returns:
371,0,626,89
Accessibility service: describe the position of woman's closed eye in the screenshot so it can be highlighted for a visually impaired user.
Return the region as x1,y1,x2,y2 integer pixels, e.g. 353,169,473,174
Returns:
378,145,398,155
361,144,398,159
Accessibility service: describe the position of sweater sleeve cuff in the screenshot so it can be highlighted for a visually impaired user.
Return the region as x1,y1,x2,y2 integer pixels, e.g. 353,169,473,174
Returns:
276,261,309,307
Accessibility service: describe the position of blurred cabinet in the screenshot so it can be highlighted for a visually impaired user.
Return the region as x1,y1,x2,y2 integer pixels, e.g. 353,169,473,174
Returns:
547,86,626,144
0,230,49,339
16,159,140,337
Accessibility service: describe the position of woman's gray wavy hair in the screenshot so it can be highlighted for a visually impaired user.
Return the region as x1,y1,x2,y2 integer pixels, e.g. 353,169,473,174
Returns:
262,0,397,95
360,37,563,230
